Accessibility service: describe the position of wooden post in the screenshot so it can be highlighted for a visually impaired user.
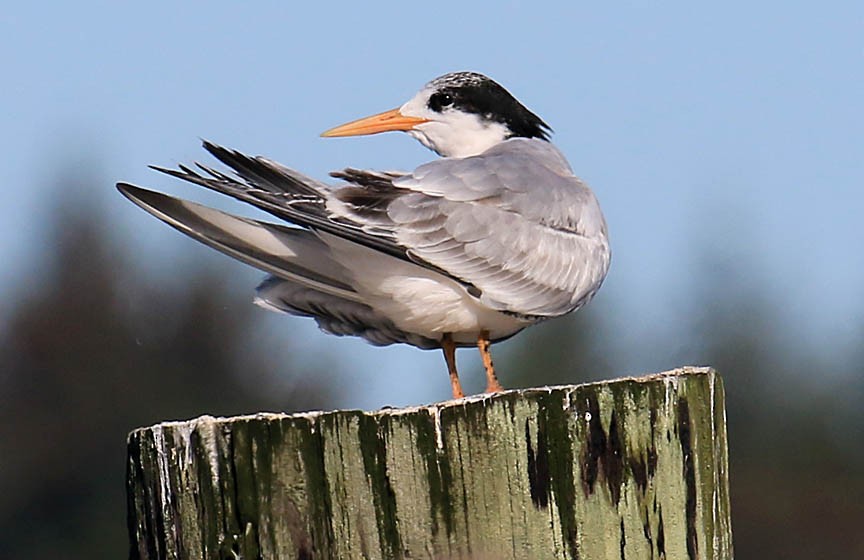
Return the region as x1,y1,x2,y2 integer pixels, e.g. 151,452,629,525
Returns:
126,366,732,559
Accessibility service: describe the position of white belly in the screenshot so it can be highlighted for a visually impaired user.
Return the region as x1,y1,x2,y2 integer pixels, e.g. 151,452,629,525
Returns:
323,234,533,344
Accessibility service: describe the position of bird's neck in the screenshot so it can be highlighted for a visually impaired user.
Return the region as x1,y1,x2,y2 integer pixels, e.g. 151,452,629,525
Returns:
408,115,512,158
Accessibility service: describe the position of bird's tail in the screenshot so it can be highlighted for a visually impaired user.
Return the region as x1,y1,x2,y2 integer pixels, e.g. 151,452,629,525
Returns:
116,183,361,302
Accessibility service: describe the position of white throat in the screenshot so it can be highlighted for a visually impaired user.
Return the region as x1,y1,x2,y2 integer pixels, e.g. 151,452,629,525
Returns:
399,91,511,158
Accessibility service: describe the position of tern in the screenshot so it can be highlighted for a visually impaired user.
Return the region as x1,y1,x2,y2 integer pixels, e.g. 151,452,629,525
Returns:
117,72,610,399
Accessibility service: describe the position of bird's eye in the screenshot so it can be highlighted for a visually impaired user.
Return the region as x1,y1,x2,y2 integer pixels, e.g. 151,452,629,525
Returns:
428,92,454,112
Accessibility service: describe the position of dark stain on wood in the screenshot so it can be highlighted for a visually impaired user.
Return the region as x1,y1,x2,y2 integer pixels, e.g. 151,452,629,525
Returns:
538,392,579,559
619,517,627,559
642,505,653,553
296,417,334,557
579,393,625,504
605,410,624,504
525,418,550,509
678,398,698,559
415,411,456,538
629,453,648,494
357,414,403,558
580,392,604,496
126,432,161,560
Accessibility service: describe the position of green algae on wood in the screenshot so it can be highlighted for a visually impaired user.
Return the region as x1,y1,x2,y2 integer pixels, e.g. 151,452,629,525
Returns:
126,366,733,559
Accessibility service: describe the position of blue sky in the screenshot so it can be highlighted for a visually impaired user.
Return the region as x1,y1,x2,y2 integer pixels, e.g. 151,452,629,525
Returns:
2,2,862,407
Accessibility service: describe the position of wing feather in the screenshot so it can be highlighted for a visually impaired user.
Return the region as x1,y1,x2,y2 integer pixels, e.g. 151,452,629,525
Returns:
136,138,609,318
334,138,611,317
150,142,409,262
389,141,609,316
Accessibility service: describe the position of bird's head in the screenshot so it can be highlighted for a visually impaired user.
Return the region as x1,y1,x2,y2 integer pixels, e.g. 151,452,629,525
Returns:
321,72,551,158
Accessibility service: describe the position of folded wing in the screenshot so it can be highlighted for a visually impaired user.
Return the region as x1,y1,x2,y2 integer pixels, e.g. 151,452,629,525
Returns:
122,138,609,320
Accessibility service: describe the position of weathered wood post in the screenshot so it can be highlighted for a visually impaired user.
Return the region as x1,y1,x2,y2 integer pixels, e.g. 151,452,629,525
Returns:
126,366,732,559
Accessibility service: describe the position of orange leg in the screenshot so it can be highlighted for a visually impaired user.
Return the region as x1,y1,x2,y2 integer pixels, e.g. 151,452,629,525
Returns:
442,333,465,399
478,329,504,393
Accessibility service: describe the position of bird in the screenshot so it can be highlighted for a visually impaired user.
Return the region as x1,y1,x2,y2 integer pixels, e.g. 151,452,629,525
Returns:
117,71,610,399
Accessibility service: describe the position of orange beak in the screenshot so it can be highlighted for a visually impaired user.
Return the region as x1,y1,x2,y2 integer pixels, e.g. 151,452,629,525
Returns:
320,108,429,138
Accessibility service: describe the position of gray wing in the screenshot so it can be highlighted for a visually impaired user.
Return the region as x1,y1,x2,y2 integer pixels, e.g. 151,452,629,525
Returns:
131,139,609,319
148,141,410,263
332,138,612,317
141,141,483,293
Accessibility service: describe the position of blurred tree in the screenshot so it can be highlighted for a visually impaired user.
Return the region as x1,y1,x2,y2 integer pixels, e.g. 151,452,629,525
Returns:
689,270,864,558
0,178,339,559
